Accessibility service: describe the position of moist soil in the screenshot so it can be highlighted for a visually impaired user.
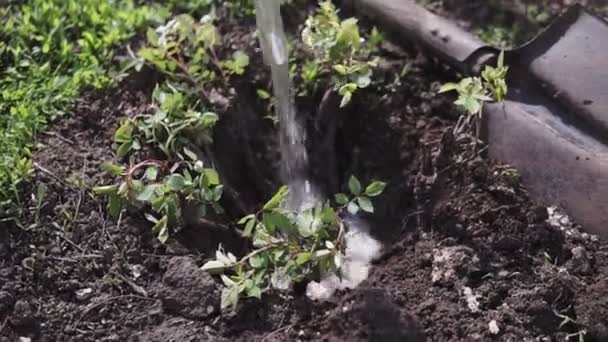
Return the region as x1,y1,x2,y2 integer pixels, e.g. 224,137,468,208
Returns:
2,2,608,342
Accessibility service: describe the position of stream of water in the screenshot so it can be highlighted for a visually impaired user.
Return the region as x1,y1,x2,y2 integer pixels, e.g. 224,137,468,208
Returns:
255,0,317,210
254,0,381,300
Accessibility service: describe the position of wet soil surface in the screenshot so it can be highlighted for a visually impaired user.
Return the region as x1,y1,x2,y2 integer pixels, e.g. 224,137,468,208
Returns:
2,2,608,342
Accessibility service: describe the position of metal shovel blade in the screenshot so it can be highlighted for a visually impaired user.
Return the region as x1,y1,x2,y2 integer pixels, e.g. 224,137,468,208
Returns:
348,0,608,238
484,6,608,237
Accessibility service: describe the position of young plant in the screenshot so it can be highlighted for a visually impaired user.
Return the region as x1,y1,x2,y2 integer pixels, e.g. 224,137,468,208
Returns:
135,12,249,97
94,84,222,242
300,0,382,107
439,51,508,135
202,176,386,310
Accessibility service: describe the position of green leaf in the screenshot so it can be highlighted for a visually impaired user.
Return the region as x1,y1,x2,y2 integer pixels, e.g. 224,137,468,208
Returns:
365,181,386,197
166,174,186,191
221,286,240,310
108,193,122,218
93,185,118,195
348,175,361,195
336,18,361,49
247,286,262,299
347,201,359,215
183,147,198,161
357,196,374,213
263,185,288,210
249,254,266,269
101,162,125,176
263,211,292,234
243,218,256,237
238,214,255,225
313,249,332,259
212,185,223,201
296,252,312,265
232,50,250,68
356,74,371,88
201,260,226,274
257,89,271,99
116,142,133,158
200,112,219,128
339,92,352,108
438,83,460,93
333,64,347,75
137,184,158,202
334,193,349,205
145,167,158,181
203,168,220,186
153,216,169,243
114,121,133,143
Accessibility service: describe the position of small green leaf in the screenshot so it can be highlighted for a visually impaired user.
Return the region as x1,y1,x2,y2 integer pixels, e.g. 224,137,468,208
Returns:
336,18,361,49
201,260,226,274
221,286,240,310
203,168,220,186
339,91,352,108
257,89,271,99
108,193,122,218
153,216,169,243
243,218,256,237
263,185,288,210
313,249,331,259
438,83,460,93
101,162,125,176
347,201,359,215
247,286,262,299
114,121,133,143
183,147,198,161
335,193,349,205
166,174,186,191
296,252,312,265
357,196,374,213
249,254,266,269
93,185,118,195
333,64,347,75
348,175,361,195
116,142,132,158
145,167,158,181
238,214,255,225
365,181,386,197
137,184,158,202
200,112,219,128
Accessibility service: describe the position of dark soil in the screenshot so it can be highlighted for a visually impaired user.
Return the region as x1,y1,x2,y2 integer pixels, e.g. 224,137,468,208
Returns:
2,1,608,342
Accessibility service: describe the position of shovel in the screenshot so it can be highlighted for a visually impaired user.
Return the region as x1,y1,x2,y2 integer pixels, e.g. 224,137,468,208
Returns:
345,0,608,238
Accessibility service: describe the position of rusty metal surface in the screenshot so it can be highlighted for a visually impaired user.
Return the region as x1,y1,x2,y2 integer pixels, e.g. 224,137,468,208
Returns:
483,77,608,238
345,0,485,72
512,5,608,140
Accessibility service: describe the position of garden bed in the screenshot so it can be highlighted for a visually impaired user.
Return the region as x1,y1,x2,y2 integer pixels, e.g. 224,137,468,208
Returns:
1,1,608,341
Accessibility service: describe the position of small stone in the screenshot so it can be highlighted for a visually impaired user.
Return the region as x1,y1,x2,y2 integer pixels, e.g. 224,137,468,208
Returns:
75,288,93,301
488,320,500,335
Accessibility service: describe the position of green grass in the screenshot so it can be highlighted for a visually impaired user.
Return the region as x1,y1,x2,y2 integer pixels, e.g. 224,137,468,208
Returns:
0,1,178,209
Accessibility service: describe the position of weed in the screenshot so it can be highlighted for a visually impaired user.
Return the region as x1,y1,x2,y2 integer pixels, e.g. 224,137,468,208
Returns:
94,84,222,243
439,51,508,136
300,0,382,107
203,176,386,309
96,6,252,242
0,0,180,211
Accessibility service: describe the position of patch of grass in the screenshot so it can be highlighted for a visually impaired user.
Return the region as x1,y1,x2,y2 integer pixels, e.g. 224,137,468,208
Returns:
0,0,180,211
